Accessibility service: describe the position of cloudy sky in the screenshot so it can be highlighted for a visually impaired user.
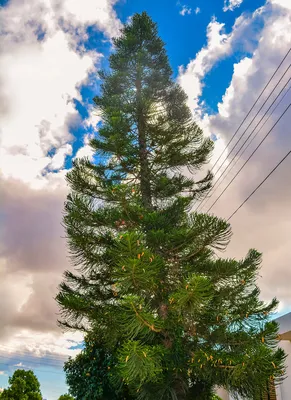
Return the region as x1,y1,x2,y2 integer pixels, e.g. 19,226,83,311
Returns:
0,0,290,398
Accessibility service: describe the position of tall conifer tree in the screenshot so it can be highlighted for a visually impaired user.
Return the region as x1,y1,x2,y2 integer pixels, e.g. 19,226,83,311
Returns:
57,12,285,399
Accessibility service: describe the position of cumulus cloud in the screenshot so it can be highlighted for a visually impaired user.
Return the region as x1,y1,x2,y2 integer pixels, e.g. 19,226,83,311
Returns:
0,0,121,358
56,0,122,38
178,12,260,118
0,330,83,360
181,2,291,308
223,0,244,12
74,133,95,161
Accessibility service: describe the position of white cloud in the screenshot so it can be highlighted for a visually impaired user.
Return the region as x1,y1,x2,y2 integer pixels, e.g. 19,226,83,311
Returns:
83,106,103,129
179,5,192,16
223,0,244,12
14,362,25,367
75,133,95,161
0,0,121,187
49,143,73,170
55,0,122,38
270,0,291,10
178,17,236,116
217,56,253,119
0,331,83,359
178,18,228,114
178,9,266,119
0,27,95,184
195,7,201,14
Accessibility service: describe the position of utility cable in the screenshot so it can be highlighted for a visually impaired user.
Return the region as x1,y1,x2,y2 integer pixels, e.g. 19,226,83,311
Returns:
216,83,291,195
227,149,291,221
208,46,291,173
196,61,291,211
205,102,291,213
199,74,291,211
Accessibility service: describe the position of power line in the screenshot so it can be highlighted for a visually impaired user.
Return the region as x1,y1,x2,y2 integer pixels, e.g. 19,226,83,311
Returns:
196,59,291,211
215,83,291,194
227,149,291,221
211,63,291,177
206,47,291,173
205,101,291,213
199,74,291,211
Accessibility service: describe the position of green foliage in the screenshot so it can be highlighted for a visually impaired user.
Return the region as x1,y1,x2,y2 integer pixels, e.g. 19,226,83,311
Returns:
57,11,286,400
0,369,42,400
58,395,75,400
64,336,134,399
117,341,164,387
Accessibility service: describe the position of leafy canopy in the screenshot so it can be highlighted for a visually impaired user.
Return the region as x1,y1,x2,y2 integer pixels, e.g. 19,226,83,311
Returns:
64,335,134,399
0,369,42,400
58,395,75,400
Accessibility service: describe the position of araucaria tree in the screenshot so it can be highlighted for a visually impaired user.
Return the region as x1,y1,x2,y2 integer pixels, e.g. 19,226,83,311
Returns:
57,12,286,400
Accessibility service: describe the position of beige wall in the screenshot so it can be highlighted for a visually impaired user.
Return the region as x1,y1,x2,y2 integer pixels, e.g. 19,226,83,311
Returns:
216,387,229,399
275,340,291,400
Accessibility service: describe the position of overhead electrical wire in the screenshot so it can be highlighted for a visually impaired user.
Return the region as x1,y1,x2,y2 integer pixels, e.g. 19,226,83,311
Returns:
214,83,291,196
206,46,291,173
227,149,291,221
195,47,291,211
196,64,291,211
199,73,291,211
205,101,291,213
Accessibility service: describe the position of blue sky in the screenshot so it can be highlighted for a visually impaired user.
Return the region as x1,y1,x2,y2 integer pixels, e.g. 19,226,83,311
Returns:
0,0,291,399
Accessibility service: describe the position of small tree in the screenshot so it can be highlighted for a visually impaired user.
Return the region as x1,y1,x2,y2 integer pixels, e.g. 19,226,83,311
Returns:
1,369,42,400
57,11,286,400
58,394,75,400
64,335,134,399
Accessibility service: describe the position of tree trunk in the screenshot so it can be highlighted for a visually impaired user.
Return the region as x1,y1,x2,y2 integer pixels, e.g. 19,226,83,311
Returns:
136,70,152,210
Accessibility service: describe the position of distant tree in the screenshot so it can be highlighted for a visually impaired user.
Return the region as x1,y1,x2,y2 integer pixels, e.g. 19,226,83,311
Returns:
0,369,42,400
58,394,75,400
64,335,134,399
